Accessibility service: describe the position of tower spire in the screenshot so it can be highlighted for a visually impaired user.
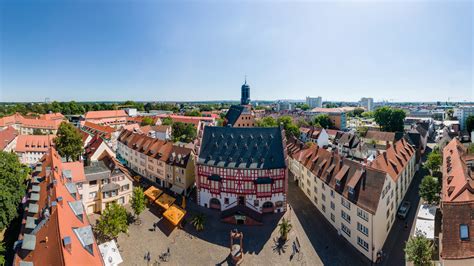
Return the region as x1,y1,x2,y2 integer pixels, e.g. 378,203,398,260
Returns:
244,75,247,85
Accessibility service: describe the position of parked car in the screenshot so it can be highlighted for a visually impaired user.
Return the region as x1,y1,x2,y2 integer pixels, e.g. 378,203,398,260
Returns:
397,201,411,219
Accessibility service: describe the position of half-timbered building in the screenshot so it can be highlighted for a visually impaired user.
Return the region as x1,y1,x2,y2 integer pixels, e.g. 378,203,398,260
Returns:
196,126,288,225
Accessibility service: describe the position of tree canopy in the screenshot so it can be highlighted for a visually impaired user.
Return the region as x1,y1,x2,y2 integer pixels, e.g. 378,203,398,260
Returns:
277,116,299,138
54,122,84,162
419,175,441,205
95,202,128,241
161,117,173,126
184,110,202,117
374,107,406,132
424,151,442,175
312,114,333,129
347,108,365,117
172,122,197,143
404,234,433,266
0,151,30,230
466,115,474,133
256,117,278,127
131,187,146,220
140,117,155,126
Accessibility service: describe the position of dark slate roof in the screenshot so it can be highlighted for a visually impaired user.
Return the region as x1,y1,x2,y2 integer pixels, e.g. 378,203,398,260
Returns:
198,126,286,169
224,105,245,126
406,132,421,149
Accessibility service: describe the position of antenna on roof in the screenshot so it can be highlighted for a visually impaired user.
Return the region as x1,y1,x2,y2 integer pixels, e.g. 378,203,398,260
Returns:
244,75,247,85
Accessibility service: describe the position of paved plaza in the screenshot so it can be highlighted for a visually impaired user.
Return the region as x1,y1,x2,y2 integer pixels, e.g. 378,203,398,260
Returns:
108,200,322,266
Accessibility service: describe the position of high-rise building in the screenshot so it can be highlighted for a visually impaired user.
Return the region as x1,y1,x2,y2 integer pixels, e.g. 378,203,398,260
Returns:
306,96,322,108
241,79,250,105
360,97,374,111
454,106,474,131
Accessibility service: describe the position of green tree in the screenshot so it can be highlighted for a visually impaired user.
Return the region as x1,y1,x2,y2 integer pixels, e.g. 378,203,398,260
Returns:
348,108,365,117
404,234,433,266
161,117,173,126
95,202,128,241
361,111,374,118
325,103,338,108
424,151,442,175
172,122,197,143
0,152,29,230
278,218,293,241
419,176,441,205
374,107,406,132
130,187,146,221
184,110,201,117
0,241,5,266
300,104,310,111
54,122,84,162
140,117,155,126
277,116,299,138
312,114,333,129
191,213,206,231
256,116,277,127
466,115,474,133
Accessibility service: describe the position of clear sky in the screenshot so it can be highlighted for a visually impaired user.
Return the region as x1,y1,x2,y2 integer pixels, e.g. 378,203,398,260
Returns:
0,0,472,102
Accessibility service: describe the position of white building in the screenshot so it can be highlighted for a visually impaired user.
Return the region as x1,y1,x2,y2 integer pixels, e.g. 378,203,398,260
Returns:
360,98,374,112
15,135,55,165
276,101,293,111
306,96,323,108
454,106,474,131
289,138,416,262
299,127,329,147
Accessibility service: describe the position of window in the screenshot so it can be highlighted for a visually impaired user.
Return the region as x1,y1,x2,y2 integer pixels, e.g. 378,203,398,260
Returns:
76,182,83,189
321,182,325,190
386,221,390,232
330,201,335,210
357,237,369,251
307,188,311,195
460,225,469,240
341,198,351,210
341,210,351,223
314,186,318,194
225,198,229,204
322,205,326,212
330,190,335,198
357,222,369,236
322,194,326,202
357,208,369,221
386,209,390,219
330,213,335,222
89,192,97,199
89,180,97,186
341,223,351,237
314,196,318,204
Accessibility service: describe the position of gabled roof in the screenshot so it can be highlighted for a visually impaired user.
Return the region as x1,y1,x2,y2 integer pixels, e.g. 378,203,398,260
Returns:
84,110,127,119
197,126,286,169
15,135,55,153
370,138,415,181
224,105,245,126
0,126,18,150
82,121,115,139
442,139,474,202
364,130,396,142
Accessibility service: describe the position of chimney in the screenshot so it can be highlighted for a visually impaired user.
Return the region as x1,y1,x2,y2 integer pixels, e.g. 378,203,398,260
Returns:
57,196,63,206
63,236,72,252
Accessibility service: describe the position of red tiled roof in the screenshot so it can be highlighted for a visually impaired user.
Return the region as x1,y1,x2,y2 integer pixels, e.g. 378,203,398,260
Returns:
0,113,62,129
157,114,215,127
84,110,127,119
441,202,474,260
310,107,346,113
442,139,474,202
82,121,115,139
0,126,18,150
15,135,55,153
14,148,103,265
140,125,171,134
364,130,396,142
38,113,65,120
370,138,415,182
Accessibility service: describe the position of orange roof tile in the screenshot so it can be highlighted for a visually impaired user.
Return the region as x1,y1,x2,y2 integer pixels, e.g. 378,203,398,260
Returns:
0,126,18,150
84,110,127,119
15,135,55,153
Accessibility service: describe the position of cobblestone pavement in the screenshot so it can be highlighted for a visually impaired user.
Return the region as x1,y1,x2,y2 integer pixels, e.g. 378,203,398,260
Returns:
108,201,322,266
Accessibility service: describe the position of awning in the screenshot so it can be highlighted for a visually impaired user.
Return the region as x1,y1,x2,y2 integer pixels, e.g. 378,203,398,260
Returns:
144,186,163,202
155,193,176,210
98,240,123,266
163,204,186,226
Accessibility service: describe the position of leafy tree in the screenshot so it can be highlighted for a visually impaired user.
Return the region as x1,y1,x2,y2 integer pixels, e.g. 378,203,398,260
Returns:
300,104,310,111
356,126,369,137
161,117,173,126
374,107,406,132
54,122,84,162
140,117,155,126
419,176,441,205
256,116,277,127
312,114,333,129
0,152,29,230
424,151,442,175
348,108,365,117
95,202,128,241
325,103,338,108
130,187,146,221
361,111,374,118
191,213,206,231
296,119,310,128
172,122,197,143
0,241,5,266
277,116,299,138
466,115,474,133
184,110,201,117
404,234,433,266
278,218,292,241
446,109,454,120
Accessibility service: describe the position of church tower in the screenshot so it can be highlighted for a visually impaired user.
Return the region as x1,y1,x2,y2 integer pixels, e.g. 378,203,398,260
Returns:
240,78,250,105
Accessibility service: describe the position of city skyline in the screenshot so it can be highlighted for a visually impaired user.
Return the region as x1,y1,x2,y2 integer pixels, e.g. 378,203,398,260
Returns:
1,0,472,102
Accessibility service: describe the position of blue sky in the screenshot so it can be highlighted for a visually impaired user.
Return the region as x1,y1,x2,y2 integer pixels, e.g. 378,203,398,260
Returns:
0,0,472,102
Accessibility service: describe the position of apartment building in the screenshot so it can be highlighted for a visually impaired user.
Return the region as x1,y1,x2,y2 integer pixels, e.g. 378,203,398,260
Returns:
72,156,134,214
0,113,63,134
15,135,55,165
440,139,474,265
299,127,329,147
83,110,128,128
306,96,323,108
289,138,416,262
360,97,374,112
14,148,103,265
305,107,347,130
453,106,474,131
117,130,196,195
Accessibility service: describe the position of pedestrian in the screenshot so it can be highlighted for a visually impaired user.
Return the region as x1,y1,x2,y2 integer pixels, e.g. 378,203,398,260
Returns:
153,222,156,231
147,251,151,262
